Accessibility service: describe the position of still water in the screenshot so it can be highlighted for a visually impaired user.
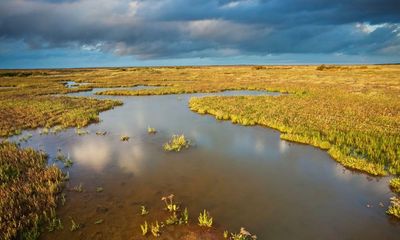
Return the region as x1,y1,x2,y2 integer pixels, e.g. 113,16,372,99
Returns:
12,89,399,239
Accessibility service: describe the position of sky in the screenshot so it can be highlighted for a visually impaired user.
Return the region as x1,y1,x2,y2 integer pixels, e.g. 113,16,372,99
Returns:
0,0,399,69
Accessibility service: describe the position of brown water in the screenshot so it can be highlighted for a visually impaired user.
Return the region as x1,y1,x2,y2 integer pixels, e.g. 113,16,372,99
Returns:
11,89,399,239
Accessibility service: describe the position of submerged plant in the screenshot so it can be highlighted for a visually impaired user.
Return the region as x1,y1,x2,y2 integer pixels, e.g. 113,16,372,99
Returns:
56,151,73,168
96,131,107,136
72,183,83,193
140,221,148,236
69,218,81,232
163,134,190,152
75,128,89,136
44,208,63,232
60,193,66,206
18,134,32,143
120,135,130,141
198,210,213,227
140,205,149,216
50,126,64,134
94,219,104,225
151,221,161,237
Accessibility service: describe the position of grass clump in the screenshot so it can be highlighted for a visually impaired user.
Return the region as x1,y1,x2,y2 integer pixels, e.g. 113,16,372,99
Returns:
229,227,257,240
198,210,213,227
147,126,157,134
387,196,400,218
120,135,130,141
389,178,400,193
0,142,64,240
140,221,148,236
150,221,161,237
140,206,149,216
69,218,81,232
163,134,190,152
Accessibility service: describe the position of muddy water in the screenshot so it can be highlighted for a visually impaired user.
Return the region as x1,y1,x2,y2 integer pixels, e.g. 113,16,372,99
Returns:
12,90,399,239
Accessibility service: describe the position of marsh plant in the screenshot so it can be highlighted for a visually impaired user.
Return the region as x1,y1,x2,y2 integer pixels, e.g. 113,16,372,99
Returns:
120,135,130,141
224,230,229,239
229,228,257,240
44,208,63,232
69,218,81,232
161,194,179,212
56,151,73,168
140,221,148,236
389,178,400,193
387,196,400,218
0,142,64,240
151,221,161,237
165,212,179,225
72,183,83,193
198,210,213,227
140,205,149,216
94,219,104,225
147,126,157,134
75,128,89,136
60,193,66,206
18,134,32,143
40,128,49,135
50,126,64,134
163,134,190,152
96,131,107,136
181,207,189,224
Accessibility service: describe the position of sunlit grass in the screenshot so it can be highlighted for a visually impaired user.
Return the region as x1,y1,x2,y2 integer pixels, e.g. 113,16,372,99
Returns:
0,142,64,240
389,178,400,193
163,134,190,152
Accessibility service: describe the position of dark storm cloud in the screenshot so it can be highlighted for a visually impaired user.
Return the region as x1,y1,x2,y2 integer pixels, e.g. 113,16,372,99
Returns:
0,0,399,59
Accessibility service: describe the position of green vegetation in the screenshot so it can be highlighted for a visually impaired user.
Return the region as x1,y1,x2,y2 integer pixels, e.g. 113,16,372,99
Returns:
163,134,190,152
75,128,89,136
189,92,399,176
140,221,148,236
71,183,83,193
56,150,73,168
1,66,398,176
0,142,64,240
94,219,104,225
140,206,149,216
120,135,130,141
229,228,257,240
96,131,107,136
1,65,399,238
387,196,400,218
0,96,121,137
198,210,213,227
147,126,157,134
161,194,179,212
389,178,400,193
150,221,161,237
134,194,255,238
69,218,81,232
